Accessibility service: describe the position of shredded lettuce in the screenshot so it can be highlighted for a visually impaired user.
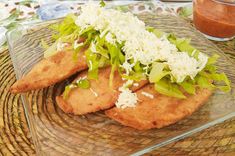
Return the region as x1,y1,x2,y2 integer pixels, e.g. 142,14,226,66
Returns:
85,48,100,79
46,13,231,99
63,85,73,99
50,14,78,40
167,34,200,58
179,80,196,95
122,72,146,81
98,56,110,67
106,43,120,86
41,39,57,58
63,78,90,99
152,29,164,38
100,0,106,7
42,14,82,58
166,33,231,97
43,41,57,58
206,72,230,92
207,54,220,65
196,75,215,90
149,62,170,83
154,79,186,99
73,42,85,61
133,61,142,73
77,79,90,89
95,36,110,58
146,26,164,38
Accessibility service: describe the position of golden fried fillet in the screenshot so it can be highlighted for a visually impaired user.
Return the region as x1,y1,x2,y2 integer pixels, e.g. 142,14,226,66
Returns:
10,50,87,93
56,67,148,115
105,84,212,130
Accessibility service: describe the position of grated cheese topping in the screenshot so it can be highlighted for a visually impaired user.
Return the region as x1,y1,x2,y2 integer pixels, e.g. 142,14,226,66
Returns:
116,87,138,109
141,91,154,99
75,2,208,83
115,80,138,109
133,83,139,87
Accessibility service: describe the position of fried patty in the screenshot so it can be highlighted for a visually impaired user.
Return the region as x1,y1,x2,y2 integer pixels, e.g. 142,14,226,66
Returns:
105,84,212,130
10,50,87,93
56,67,148,115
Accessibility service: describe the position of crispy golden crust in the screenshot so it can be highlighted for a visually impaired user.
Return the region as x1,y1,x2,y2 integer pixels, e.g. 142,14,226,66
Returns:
56,96,73,113
105,84,212,130
10,50,87,93
56,67,148,115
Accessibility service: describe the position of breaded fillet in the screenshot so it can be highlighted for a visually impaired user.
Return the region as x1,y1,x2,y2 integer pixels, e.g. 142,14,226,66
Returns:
56,67,148,115
105,84,212,130
10,50,87,93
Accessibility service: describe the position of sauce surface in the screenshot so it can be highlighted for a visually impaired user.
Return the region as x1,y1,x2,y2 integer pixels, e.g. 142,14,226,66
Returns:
193,0,235,38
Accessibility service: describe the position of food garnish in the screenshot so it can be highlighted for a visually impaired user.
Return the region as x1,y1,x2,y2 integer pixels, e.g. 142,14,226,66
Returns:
43,2,230,108
10,1,233,130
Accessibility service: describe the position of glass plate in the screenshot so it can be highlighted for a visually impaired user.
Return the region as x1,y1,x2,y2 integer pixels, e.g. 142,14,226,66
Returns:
6,1,235,156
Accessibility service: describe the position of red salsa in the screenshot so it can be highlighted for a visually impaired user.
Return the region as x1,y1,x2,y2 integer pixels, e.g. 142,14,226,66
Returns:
193,0,235,38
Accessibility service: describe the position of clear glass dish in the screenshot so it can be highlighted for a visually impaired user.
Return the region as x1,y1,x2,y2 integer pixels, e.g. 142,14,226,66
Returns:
6,1,235,156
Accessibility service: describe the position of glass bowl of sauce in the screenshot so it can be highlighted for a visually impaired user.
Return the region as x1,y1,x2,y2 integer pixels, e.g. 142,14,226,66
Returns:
193,0,235,41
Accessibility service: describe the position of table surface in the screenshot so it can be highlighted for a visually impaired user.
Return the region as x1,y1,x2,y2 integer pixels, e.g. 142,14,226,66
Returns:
0,1,234,155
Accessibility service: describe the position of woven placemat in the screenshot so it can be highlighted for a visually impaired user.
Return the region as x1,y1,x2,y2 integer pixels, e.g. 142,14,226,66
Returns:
0,49,35,155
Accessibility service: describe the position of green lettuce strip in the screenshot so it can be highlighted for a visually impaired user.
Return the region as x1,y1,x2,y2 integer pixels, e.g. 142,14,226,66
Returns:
63,78,90,99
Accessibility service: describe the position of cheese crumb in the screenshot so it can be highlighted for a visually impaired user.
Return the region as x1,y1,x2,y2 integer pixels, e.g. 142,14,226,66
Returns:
133,83,139,87
141,91,154,99
115,80,138,109
116,88,138,109
90,88,98,97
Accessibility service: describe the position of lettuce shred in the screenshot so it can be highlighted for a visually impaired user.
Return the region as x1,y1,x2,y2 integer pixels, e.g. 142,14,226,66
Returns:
63,78,90,99
149,32,231,98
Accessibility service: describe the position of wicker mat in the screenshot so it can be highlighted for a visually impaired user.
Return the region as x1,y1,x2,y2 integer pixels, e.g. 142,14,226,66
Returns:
0,39,234,155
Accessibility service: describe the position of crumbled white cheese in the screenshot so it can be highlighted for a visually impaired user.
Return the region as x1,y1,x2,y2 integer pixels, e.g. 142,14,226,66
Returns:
122,80,134,89
167,52,199,83
120,60,135,75
141,91,154,99
73,40,83,49
56,39,68,51
118,80,134,92
90,88,98,97
167,52,208,83
75,2,208,83
105,32,116,45
133,83,139,87
69,84,76,89
115,80,138,109
116,88,138,109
